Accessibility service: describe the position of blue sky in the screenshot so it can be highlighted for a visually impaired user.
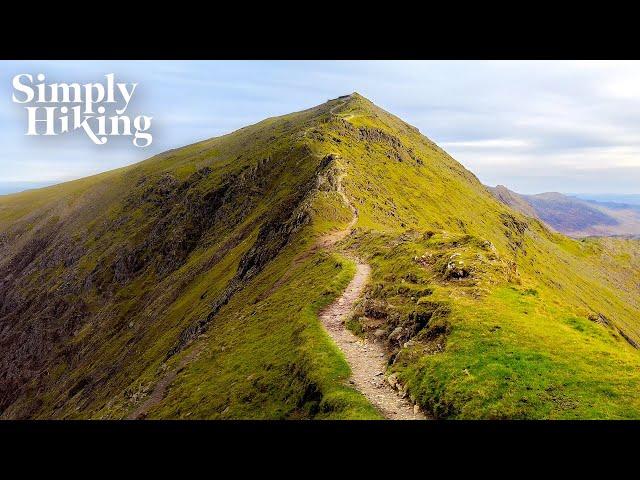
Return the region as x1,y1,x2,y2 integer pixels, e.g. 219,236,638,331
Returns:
2,60,640,195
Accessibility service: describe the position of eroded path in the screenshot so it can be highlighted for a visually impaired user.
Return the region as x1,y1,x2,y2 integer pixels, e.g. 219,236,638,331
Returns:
318,155,426,419
319,259,426,420
128,101,423,420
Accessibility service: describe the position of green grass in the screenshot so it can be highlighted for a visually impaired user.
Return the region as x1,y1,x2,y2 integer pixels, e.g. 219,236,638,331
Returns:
2,93,640,419
396,286,640,419
149,246,380,419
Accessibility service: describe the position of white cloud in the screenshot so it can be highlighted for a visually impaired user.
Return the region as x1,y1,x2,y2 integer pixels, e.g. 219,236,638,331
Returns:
1,60,640,194
441,139,532,150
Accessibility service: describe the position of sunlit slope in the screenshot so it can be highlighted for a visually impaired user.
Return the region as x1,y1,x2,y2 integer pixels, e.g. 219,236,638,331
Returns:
328,95,640,418
1,93,639,419
0,98,378,419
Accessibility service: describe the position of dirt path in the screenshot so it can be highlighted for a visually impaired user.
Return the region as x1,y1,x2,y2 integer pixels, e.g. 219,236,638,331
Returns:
329,96,349,115
319,261,426,420
318,161,426,419
256,171,356,302
128,114,422,419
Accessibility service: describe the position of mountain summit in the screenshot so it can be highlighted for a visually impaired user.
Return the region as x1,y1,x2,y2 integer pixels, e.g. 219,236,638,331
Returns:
1,95,640,419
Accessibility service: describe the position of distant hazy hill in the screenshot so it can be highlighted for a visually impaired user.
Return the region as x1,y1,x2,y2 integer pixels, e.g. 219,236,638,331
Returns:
574,193,640,207
2,94,640,419
0,182,53,195
489,185,640,238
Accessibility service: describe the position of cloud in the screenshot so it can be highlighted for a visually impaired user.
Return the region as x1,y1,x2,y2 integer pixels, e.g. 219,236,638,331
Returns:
441,139,533,150
1,60,640,194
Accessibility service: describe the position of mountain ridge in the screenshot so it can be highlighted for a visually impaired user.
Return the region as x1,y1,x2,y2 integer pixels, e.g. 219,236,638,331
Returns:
1,94,640,419
489,184,640,237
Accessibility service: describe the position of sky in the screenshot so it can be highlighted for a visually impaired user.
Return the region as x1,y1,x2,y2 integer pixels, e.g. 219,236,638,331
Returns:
1,60,640,195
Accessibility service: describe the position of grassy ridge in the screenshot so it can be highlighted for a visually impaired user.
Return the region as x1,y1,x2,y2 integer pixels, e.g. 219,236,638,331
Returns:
1,93,639,419
329,95,640,418
149,245,380,419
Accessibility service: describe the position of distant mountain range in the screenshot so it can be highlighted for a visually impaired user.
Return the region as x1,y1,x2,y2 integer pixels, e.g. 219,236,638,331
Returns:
572,193,640,207
489,185,640,237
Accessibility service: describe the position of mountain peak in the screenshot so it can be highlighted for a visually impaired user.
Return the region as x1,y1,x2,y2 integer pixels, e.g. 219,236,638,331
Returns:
321,92,422,137
348,91,367,100
3,93,640,420
334,92,364,99
327,92,374,107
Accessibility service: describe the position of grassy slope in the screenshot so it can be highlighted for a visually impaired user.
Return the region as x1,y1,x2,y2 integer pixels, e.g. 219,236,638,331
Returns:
330,95,640,418
1,93,639,419
0,99,378,419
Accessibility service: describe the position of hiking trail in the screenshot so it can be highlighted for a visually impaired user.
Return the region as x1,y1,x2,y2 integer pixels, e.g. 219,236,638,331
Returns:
318,157,427,420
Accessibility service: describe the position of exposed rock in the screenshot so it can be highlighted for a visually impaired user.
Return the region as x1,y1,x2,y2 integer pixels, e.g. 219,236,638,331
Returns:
388,327,403,343
374,328,387,339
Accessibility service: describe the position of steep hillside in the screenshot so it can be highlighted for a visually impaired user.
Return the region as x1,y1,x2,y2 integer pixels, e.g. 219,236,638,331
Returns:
489,185,640,237
489,185,540,220
1,94,640,419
